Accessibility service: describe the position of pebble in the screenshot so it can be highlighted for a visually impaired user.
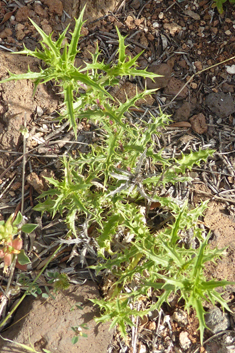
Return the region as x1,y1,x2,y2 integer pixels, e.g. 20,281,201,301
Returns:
184,9,200,21
174,102,191,121
179,331,191,350
205,92,235,119
163,22,182,36
190,113,207,134
163,77,188,99
205,307,230,334
138,344,147,353
172,309,188,326
146,63,172,89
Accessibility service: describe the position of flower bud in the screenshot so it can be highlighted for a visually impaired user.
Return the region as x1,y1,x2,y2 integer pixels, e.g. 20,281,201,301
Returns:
12,236,23,251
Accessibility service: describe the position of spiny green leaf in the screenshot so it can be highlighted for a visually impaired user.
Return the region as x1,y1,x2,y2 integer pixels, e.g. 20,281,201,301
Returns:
173,149,215,174
68,6,87,62
194,298,207,345
29,19,60,59
64,84,76,137
116,27,128,63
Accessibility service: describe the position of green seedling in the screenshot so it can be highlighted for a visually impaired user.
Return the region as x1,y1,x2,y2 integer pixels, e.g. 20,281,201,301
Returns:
71,323,89,344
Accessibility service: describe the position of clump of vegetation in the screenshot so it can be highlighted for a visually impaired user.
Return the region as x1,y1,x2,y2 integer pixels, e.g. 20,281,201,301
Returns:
0,6,234,345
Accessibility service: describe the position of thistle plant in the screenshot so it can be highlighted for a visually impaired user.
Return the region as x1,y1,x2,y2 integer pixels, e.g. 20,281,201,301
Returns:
0,7,233,345
0,212,37,273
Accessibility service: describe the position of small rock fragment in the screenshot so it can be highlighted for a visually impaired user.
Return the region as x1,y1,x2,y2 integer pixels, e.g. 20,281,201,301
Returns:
44,0,63,16
226,64,235,74
222,83,234,93
190,113,207,134
125,15,136,29
15,24,25,41
174,102,191,121
179,331,191,350
205,307,230,334
41,20,53,35
27,169,54,194
15,6,30,22
0,28,12,39
163,22,182,36
138,344,147,353
184,9,200,20
172,309,188,326
34,4,47,17
194,60,203,71
146,63,172,89
131,0,141,9
163,77,188,99
205,92,235,119
190,82,198,89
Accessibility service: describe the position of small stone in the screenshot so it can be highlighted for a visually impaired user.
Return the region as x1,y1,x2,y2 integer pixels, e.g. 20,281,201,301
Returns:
174,102,191,121
222,83,234,93
147,321,156,330
15,6,30,22
211,27,218,34
190,113,207,134
159,12,164,19
190,82,198,89
153,21,160,28
179,331,191,350
115,82,154,106
163,77,188,99
226,64,235,74
34,4,47,17
41,20,52,35
172,309,188,326
138,344,147,353
125,15,135,29
194,60,203,71
225,30,232,35
44,0,63,16
178,59,188,69
11,182,21,191
205,92,235,119
80,26,89,36
184,9,200,21
36,106,44,116
146,63,172,89
0,28,12,39
163,22,182,36
205,307,230,334
131,0,141,9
